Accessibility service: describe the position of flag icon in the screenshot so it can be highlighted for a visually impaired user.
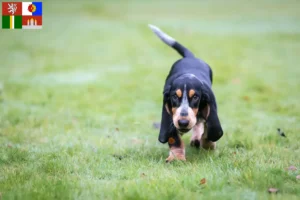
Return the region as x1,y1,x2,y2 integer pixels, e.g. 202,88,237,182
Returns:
2,2,42,29
2,2,22,15
22,2,42,16
22,16,42,29
2,15,22,29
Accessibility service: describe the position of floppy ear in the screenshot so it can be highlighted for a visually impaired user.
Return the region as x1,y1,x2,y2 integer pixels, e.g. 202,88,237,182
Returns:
206,103,223,142
158,103,173,143
200,84,223,142
158,85,174,143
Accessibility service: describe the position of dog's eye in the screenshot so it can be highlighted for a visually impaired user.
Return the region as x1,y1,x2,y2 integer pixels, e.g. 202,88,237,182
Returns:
171,95,178,101
193,95,199,101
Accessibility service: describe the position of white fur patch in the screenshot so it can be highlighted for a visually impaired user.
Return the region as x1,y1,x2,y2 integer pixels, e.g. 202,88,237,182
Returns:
148,24,176,46
191,121,205,141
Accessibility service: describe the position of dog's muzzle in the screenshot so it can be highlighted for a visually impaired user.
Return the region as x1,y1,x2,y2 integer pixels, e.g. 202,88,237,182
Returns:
178,119,190,132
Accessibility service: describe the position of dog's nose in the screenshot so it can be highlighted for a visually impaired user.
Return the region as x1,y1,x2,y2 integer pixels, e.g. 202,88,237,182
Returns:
178,119,189,127
180,111,188,117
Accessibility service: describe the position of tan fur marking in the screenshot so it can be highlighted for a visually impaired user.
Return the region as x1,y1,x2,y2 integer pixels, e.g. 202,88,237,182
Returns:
202,104,210,120
172,107,177,115
176,89,182,98
192,108,198,116
168,137,175,145
165,104,171,114
189,89,195,98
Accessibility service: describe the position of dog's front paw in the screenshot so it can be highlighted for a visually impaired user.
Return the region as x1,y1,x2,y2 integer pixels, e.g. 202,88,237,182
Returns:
165,148,186,163
190,139,201,148
165,154,186,163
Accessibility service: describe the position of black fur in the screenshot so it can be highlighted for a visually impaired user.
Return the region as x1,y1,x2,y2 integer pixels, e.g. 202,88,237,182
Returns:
158,40,223,144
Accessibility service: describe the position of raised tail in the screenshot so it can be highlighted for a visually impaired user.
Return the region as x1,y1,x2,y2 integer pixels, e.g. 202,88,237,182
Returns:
148,24,194,58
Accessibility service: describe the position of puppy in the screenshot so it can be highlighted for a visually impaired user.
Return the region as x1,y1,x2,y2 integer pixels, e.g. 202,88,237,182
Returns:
148,24,223,162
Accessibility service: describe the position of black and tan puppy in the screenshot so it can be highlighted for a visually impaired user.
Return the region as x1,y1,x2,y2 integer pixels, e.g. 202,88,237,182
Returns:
148,24,223,162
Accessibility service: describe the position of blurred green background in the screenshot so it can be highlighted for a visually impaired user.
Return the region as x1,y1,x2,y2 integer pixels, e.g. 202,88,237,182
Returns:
0,0,300,199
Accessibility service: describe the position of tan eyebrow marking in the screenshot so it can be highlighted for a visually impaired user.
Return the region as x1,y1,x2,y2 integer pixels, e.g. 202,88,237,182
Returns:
176,89,182,98
189,89,195,98
172,107,177,115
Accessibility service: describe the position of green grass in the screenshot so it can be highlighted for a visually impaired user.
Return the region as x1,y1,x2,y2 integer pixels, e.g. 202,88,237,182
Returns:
1,0,300,199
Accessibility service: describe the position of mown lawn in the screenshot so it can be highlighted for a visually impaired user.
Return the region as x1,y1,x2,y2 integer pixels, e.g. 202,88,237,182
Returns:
0,0,300,199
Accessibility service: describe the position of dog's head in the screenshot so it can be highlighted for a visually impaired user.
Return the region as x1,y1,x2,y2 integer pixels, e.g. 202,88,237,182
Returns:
165,74,210,133
158,73,223,144
158,74,211,141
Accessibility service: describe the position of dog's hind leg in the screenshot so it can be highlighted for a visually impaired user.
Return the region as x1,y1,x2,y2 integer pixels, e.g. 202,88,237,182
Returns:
191,121,216,150
166,134,186,163
200,123,216,150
